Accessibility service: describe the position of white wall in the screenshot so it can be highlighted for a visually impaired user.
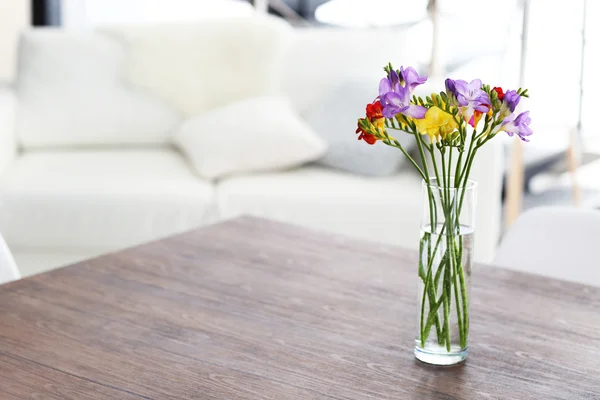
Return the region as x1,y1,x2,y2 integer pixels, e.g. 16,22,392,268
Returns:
0,0,29,82
62,0,254,28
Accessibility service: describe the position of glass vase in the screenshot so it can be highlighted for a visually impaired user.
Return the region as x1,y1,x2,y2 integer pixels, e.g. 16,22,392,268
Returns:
414,178,476,365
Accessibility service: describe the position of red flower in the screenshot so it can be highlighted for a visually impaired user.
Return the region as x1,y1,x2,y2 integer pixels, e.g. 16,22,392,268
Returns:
355,101,384,145
356,120,378,145
492,87,505,101
366,101,383,119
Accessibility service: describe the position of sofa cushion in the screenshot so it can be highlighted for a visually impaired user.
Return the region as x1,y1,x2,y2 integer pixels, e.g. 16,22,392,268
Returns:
174,96,326,180
15,29,180,148
216,166,423,250
0,149,215,249
107,15,292,116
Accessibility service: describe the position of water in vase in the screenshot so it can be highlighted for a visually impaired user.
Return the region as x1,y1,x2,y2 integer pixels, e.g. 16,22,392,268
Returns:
415,223,473,365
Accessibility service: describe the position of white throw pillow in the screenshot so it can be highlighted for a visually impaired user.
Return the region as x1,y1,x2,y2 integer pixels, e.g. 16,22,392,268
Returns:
106,16,292,116
305,80,414,177
174,96,327,180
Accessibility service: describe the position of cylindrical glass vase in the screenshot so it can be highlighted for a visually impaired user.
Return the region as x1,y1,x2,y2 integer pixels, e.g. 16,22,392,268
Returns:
414,178,477,365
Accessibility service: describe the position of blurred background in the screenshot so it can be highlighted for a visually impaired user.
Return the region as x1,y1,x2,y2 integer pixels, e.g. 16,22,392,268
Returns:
0,0,597,279
9,0,597,207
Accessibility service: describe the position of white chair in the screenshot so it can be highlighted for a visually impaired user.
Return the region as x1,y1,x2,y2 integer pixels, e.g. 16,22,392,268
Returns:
0,233,19,284
494,206,600,286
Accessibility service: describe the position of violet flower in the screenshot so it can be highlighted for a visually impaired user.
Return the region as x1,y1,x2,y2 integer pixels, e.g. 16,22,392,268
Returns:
379,69,401,97
379,67,427,119
400,66,427,91
499,89,520,118
501,111,533,142
445,79,456,96
445,78,491,119
381,85,427,119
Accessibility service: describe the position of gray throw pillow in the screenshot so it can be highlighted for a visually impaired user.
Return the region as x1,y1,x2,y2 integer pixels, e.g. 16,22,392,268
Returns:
305,80,416,177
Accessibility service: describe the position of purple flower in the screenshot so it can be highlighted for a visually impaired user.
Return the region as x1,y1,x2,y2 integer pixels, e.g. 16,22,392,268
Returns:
501,111,533,142
379,67,427,97
378,67,427,119
445,78,490,120
400,66,427,91
379,70,400,97
500,89,520,118
445,78,456,96
454,79,490,111
380,84,427,119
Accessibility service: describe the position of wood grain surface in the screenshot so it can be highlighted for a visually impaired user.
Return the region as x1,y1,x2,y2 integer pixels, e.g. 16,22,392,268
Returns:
1,216,599,399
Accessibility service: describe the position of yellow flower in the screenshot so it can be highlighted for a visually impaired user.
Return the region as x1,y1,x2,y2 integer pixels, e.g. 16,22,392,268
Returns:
372,117,385,131
414,106,458,143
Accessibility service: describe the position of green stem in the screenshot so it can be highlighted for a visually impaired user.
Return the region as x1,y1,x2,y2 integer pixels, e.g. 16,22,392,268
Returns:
419,233,443,342
450,142,477,348
430,144,442,188
456,130,476,188
429,145,454,350
422,295,444,343
441,148,453,351
420,247,437,347
419,131,472,350
447,145,465,348
454,149,464,184
418,235,427,280
442,246,452,351
456,236,469,342
413,128,430,177
412,129,445,345
383,135,427,181
413,129,439,231
419,223,447,346
428,144,447,236
450,235,465,348
433,252,445,290
458,146,478,213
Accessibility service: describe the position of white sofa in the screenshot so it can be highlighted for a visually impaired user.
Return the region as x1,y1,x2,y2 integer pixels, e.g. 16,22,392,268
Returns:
0,16,503,277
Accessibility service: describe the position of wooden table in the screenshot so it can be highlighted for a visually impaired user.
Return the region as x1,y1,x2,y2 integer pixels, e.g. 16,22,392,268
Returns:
1,217,599,399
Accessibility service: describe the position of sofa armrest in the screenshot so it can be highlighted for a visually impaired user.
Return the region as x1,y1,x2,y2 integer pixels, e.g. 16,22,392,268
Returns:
469,138,504,263
0,86,17,173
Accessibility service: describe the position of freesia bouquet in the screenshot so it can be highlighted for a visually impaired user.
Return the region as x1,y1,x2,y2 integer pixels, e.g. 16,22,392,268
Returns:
355,63,531,364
